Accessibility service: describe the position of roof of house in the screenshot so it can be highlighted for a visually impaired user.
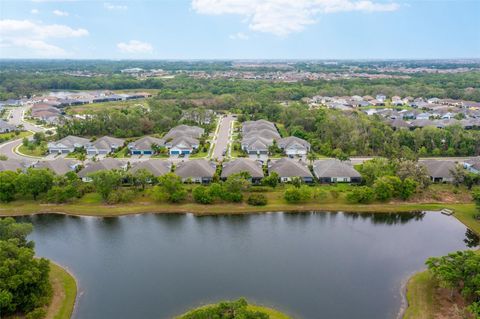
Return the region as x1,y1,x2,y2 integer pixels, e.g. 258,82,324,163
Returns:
269,158,312,178
167,136,199,149
163,125,204,140
221,158,264,178
0,159,25,172
48,135,90,149
389,118,411,128
241,136,273,151
35,158,79,175
89,136,125,150
78,158,126,177
313,159,361,178
419,160,457,179
175,159,216,179
277,136,310,150
0,119,17,130
130,160,171,176
129,136,165,150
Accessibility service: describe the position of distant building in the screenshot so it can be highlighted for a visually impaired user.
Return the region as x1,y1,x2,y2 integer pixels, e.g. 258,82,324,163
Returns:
35,158,79,175
130,160,171,177
419,160,457,183
0,119,18,133
277,136,310,157
77,158,127,182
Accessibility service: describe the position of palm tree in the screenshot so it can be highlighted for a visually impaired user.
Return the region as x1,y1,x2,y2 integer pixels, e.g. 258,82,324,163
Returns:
307,152,318,166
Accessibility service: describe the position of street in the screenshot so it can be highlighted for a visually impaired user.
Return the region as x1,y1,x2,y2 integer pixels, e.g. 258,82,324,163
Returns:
211,114,234,161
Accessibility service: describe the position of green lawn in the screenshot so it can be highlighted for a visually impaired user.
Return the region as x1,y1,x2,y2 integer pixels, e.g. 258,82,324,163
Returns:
17,143,47,157
65,98,150,114
0,131,31,144
48,262,77,319
404,271,436,319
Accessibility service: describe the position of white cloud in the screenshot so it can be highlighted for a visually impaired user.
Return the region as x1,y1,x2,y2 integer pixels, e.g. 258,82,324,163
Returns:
192,0,400,36
104,2,128,10
31,9,40,14
53,9,69,16
229,32,249,40
0,19,88,57
117,40,153,54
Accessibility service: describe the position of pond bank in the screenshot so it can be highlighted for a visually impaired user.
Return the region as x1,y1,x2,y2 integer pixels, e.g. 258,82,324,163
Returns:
403,270,472,319
46,262,77,319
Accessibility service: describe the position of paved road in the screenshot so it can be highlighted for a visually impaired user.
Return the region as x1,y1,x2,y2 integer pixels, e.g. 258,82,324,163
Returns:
211,114,234,161
0,106,47,162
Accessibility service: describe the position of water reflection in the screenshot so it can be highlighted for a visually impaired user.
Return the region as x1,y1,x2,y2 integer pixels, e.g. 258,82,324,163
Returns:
343,212,426,224
464,229,480,248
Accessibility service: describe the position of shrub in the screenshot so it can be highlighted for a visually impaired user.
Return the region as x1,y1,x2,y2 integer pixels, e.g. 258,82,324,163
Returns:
346,186,375,204
247,194,268,206
26,308,47,319
106,189,135,204
284,185,311,203
192,186,214,204
249,186,270,192
46,185,77,203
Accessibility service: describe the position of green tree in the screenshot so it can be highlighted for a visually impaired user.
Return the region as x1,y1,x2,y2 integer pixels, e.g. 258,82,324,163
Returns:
0,218,52,317
284,185,311,203
373,176,402,201
0,170,18,202
346,186,375,204
357,158,395,186
400,178,418,200
262,172,279,188
192,186,214,204
153,173,186,203
15,168,54,200
132,168,155,190
88,170,123,200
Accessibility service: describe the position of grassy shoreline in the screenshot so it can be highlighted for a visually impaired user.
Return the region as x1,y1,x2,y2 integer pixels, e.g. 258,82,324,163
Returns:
46,262,77,319
176,303,291,319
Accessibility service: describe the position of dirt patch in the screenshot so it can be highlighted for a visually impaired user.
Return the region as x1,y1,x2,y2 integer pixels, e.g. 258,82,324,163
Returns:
433,287,472,319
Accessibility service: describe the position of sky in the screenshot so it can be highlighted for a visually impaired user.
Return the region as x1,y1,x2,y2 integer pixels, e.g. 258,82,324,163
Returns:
0,0,479,60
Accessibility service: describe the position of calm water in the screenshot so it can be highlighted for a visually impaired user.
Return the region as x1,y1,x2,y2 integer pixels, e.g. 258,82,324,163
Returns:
20,212,475,319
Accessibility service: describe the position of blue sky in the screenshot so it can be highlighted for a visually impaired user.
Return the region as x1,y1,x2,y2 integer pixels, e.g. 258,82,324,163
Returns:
0,0,479,59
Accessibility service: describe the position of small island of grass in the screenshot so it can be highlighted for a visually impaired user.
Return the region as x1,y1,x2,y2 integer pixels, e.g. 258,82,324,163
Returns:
177,298,290,319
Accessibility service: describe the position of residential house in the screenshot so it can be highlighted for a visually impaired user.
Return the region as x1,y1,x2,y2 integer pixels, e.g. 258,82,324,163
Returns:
128,136,165,155
277,136,311,157
313,159,362,183
419,160,457,183
0,119,17,133
0,159,25,172
130,160,171,177
241,120,281,157
35,158,79,175
221,158,264,183
175,159,216,183
163,125,204,155
464,158,480,174
86,136,125,155
376,94,387,103
165,136,200,155
389,118,411,130
268,158,313,183
78,158,128,182
48,136,90,154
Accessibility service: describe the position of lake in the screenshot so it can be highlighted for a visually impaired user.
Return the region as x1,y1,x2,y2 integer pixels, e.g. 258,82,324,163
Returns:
21,212,476,319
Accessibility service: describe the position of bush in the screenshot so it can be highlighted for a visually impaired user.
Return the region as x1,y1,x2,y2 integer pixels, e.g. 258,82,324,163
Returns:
192,186,214,204
26,308,47,319
284,185,311,203
46,185,77,203
346,186,375,204
373,176,402,201
106,189,135,204
247,194,268,206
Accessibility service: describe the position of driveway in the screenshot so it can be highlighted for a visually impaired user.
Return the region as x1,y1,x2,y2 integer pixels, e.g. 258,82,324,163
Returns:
212,114,235,161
